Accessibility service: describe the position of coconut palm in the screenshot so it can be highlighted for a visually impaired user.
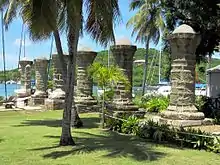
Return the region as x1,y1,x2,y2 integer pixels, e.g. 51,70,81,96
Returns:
0,0,121,146
88,62,130,128
127,0,165,96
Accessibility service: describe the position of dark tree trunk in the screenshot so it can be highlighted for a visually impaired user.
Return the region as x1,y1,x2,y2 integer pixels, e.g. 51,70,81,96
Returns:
71,106,83,128
53,29,75,146
142,38,150,96
53,30,67,81
59,4,82,145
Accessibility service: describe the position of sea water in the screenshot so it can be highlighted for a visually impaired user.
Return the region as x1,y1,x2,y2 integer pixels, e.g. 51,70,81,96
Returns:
0,84,21,98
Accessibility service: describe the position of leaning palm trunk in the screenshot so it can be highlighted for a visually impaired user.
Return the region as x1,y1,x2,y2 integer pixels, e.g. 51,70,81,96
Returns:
142,38,150,96
54,29,75,145
53,30,67,80
59,5,81,145
54,28,82,128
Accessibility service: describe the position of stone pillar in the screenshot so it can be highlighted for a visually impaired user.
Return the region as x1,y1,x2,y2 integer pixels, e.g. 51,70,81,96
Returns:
16,58,33,97
44,54,67,110
32,58,49,105
52,54,65,91
109,44,145,118
75,51,98,112
160,24,205,127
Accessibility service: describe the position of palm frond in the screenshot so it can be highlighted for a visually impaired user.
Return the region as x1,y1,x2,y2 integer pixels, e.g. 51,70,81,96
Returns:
0,0,9,10
129,0,145,11
85,0,121,47
21,0,58,41
127,0,165,46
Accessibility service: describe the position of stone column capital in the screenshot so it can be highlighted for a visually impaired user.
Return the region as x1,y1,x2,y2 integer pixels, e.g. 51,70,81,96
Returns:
19,60,33,68
168,24,201,50
77,51,97,67
110,45,137,56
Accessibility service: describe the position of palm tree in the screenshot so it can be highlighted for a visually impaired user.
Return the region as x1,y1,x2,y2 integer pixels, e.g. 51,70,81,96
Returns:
88,62,130,128
0,0,121,146
127,0,165,96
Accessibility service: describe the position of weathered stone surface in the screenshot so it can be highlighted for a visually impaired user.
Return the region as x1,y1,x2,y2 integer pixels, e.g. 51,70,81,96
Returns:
109,44,145,118
159,118,203,127
161,111,204,120
113,110,145,119
15,58,33,98
52,54,68,91
32,58,49,105
160,24,204,127
45,54,67,110
202,118,214,125
44,98,64,110
75,51,98,112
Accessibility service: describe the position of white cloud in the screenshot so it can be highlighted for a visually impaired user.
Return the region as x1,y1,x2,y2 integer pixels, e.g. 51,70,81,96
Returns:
14,38,32,47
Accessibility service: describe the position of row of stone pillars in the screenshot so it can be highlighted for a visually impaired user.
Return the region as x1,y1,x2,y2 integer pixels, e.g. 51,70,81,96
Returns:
44,47,143,117
17,24,208,127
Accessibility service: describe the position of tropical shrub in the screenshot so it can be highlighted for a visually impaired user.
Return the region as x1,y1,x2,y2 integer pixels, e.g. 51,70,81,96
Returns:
47,80,54,89
137,121,220,153
107,116,220,153
0,96,4,106
106,117,123,132
195,95,220,124
133,94,169,113
145,97,169,113
0,96,4,101
121,116,139,134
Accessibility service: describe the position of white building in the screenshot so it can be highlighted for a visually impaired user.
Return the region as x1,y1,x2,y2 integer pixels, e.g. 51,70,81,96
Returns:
206,65,220,98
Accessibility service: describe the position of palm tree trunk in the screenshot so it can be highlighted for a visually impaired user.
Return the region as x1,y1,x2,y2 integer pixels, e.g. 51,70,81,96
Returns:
142,38,150,96
59,56,75,145
54,29,83,128
53,29,75,145
53,30,67,82
60,7,81,145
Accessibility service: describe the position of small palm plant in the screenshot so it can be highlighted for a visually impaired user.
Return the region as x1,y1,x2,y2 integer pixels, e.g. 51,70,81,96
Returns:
88,62,130,128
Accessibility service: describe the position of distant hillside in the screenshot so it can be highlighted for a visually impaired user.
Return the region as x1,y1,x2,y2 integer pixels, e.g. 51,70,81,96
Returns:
94,48,220,86
95,48,171,86
1,49,220,86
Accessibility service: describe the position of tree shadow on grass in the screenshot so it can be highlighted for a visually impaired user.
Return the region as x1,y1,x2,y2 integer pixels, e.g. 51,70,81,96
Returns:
14,116,100,128
0,139,4,143
30,131,167,161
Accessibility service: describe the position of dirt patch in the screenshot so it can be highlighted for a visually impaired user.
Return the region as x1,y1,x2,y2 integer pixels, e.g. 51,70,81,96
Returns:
190,125,220,133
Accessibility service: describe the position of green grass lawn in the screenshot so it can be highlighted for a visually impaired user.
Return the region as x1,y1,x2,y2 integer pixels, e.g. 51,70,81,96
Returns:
0,110,220,165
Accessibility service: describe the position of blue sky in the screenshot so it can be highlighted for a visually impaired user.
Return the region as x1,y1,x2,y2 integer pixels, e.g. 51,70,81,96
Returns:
0,0,219,70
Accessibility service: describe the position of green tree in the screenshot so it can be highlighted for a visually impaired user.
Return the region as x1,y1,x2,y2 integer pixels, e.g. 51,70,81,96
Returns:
163,0,220,59
88,62,129,128
0,0,121,146
127,0,165,96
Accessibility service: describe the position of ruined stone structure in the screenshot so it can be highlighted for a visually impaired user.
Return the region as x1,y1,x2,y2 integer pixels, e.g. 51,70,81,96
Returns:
16,57,33,97
14,57,33,108
44,54,67,110
109,43,145,118
74,51,98,112
160,24,205,126
32,58,49,105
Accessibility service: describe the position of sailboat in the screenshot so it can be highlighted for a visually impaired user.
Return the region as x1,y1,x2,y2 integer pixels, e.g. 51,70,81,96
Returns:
157,47,171,96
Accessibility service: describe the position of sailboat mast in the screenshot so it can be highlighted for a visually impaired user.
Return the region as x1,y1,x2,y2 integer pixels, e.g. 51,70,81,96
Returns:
47,36,54,79
18,23,24,69
158,47,162,84
1,10,7,100
23,30,26,57
107,45,110,68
